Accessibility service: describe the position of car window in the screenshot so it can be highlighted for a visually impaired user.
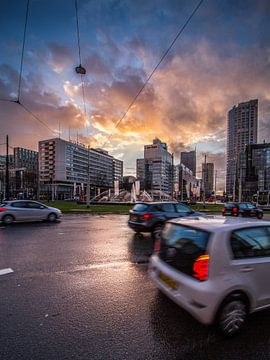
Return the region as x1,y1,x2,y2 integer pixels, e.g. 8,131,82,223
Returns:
162,223,209,249
27,202,43,209
175,203,192,213
225,203,237,209
11,201,28,208
160,203,175,212
132,204,149,212
239,203,248,210
231,226,270,259
149,205,160,212
246,203,256,209
159,223,210,277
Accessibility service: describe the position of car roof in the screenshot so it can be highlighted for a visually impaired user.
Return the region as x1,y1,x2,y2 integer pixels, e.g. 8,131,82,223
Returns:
135,201,186,205
169,216,270,233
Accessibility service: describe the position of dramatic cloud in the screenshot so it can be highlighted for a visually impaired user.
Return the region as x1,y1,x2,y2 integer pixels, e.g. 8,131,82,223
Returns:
1,0,270,190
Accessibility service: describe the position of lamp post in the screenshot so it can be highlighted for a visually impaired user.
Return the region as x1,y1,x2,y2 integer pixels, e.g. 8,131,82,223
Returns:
5,135,10,200
86,145,90,208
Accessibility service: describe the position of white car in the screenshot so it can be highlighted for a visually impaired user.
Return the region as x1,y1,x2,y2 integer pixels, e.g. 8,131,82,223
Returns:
0,200,62,224
149,216,270,336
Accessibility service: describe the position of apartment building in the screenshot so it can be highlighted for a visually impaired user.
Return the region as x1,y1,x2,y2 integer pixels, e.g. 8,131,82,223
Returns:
39,138,123,200
136,138,173,197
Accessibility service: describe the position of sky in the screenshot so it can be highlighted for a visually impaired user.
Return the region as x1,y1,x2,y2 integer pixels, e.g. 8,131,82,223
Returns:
1,0,270,191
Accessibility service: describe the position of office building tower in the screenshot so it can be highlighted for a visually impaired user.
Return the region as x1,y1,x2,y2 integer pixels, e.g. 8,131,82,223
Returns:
180,150,196,176
136,138,173,196
243,142,270,200
202,162,214,197
226,99,258,196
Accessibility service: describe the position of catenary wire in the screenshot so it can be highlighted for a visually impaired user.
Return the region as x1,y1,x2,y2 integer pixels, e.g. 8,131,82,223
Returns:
19,102,56,135
101,0,204,148
17,0,30,101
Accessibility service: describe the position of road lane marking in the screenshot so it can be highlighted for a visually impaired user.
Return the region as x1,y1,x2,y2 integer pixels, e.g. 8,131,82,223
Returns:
0,268,14,276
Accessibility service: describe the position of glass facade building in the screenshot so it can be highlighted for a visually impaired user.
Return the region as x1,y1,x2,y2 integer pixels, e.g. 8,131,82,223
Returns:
180,150,196,176
226,99,258,196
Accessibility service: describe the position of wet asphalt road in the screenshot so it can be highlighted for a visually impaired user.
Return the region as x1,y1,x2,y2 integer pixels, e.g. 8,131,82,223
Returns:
1,214,270,360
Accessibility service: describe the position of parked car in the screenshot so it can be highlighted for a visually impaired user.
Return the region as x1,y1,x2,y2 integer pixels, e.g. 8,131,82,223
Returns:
0,200,62,224
149,216,270,336
222,202,263,219
128,202,203,238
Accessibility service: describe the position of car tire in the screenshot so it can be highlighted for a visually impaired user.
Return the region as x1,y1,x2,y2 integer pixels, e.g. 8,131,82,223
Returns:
257,213,263,219
47,213,57,222
2,214,15,225
217,296,248,336
152,224,164,240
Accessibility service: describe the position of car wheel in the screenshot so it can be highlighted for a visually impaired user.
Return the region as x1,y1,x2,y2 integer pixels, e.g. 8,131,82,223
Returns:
152,224,163,240
257,213,263,219
217,298,247,336
47,213,57,222
2,214,15,225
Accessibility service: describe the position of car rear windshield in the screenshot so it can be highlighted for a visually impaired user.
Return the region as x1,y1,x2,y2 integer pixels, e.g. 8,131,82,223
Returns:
224,203,237,209
159,223,210,277
132,203,149,212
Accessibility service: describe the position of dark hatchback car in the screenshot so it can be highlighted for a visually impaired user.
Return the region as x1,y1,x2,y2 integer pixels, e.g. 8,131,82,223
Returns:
222,202,263,219
128,202,202,238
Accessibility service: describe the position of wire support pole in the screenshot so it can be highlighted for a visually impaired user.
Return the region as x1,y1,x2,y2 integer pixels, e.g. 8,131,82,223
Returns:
18,0,30,102
102,0,204,148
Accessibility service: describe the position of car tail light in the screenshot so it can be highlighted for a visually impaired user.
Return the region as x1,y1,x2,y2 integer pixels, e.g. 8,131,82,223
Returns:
154,239,161,253
142,213,153,219
0,207,7,212
223,207,226,212
233,207,238,213
193,254,210,281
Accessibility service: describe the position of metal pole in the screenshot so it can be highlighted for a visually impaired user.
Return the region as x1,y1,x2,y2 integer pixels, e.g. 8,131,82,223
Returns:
86,145,90,208
233,173,236,202
239,166,242,202
5,135,10,200
171,153,174,200
214,169,217,204
203,154,206,208
181,165,183,201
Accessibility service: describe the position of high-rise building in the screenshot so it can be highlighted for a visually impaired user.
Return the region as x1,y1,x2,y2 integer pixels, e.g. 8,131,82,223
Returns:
136,138,173,196
242,142,270,200
202,162,214,197
180,150,196,176
226,99,258,196
39,138,123,200
0,147,38,199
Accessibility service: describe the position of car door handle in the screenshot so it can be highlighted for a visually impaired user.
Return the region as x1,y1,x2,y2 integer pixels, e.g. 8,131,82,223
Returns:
240,267,254,273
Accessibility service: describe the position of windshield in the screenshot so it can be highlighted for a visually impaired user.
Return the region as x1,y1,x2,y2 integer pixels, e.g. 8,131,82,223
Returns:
159,223,210,277
132,204,149,212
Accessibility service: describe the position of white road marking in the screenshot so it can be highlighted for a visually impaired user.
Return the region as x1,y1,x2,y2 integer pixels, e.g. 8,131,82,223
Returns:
0,268,14,276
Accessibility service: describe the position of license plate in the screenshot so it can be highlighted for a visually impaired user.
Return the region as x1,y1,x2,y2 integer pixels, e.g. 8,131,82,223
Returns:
159,272,178,290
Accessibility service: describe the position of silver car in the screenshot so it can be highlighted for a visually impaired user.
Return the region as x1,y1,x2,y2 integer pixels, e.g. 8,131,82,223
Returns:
0,200,62,224
149,216,270,336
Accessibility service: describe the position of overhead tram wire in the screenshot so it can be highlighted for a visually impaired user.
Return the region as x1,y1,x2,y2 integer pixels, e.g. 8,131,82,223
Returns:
19,102,56,135
17,0,30,102
101,0,204,148
0,0,56,136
